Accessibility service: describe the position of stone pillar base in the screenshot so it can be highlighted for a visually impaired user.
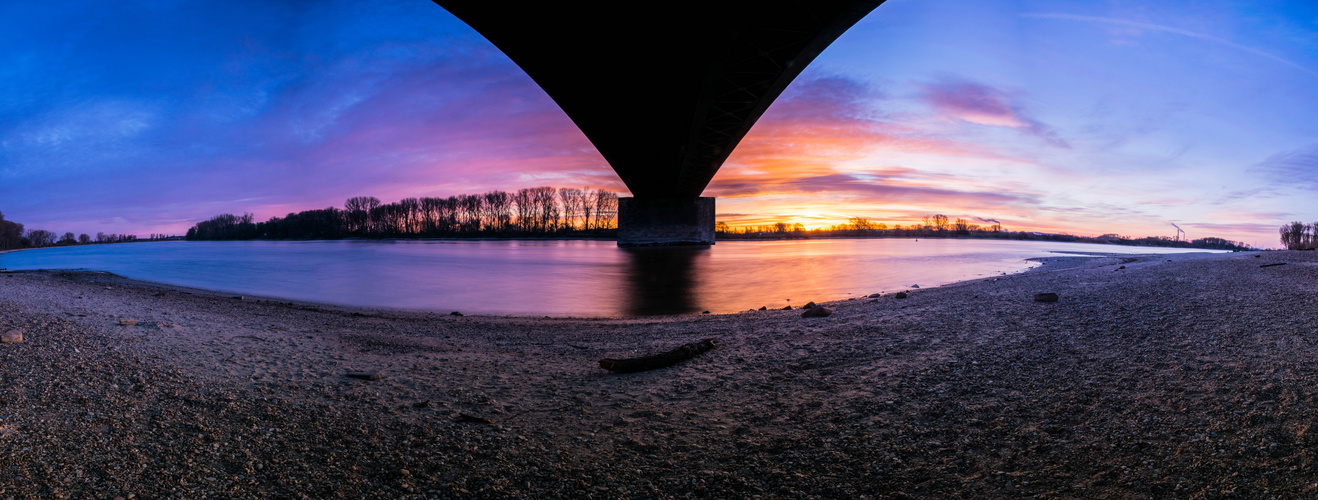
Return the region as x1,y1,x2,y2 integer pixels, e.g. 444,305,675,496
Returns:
617,197,715,246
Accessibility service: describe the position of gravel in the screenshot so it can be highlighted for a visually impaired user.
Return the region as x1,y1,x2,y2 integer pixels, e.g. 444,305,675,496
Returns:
1,250,1316,498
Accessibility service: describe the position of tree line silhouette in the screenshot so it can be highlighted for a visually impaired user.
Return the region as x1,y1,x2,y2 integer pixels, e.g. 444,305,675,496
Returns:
0,210,147,250
186,187,619,240
1279,221,1317,250
718,214,1252,250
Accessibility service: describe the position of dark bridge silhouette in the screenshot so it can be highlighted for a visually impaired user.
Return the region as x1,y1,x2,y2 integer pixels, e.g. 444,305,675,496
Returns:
433,1,885,245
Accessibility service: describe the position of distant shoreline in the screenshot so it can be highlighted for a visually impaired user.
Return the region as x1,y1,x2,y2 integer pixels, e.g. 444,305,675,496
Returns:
5,232,1252,252
166,233,1247,251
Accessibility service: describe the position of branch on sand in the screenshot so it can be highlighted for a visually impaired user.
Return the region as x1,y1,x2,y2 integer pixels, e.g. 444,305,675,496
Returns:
599,338,718,373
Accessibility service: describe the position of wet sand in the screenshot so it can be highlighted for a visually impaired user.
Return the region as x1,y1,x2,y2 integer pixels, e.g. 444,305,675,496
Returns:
1,250,1317,498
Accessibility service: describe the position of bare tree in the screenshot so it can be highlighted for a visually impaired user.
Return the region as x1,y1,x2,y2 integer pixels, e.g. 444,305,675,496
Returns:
580,192,596,230
419,197,441,235
849,217,876,231
457,194,484,233
399,198,421,235
345,196,381,235
954,218,970,234
1280,221,1310,250
558,188,587,230
528,186,559,233
931,214,950,231
438,197,459,233
512,189,535,232
483,191,512,233
592,190,618,230
26,229,55,247
0,211,24,250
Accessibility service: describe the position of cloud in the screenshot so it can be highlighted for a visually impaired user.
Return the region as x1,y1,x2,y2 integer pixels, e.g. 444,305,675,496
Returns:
692,74,1064,230
919,79,1070,148
0,1,619,234
921,80,1023,127
1250,145,1318,191
1022,13,1318,79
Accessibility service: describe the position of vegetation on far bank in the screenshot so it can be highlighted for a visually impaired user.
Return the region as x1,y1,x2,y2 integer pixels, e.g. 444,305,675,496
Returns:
718,215,1253,251
0,211,161,251
185,188,619,240
1279,221,1318,250
183,189,1253,252
3,197,1271,252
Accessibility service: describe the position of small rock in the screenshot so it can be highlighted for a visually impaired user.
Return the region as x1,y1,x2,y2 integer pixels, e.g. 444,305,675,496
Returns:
801,306,833,318
455,414,495,425
701,310,710,314
781,305,792,310
118,320,138,326
1,330,22,344
868,293,881,298
412,400,430,409
911,284,920,288
1034,292,1059,302
1117,265,1126,270
450,311,464,317
894,292,908,299
346,370,382,381
804,301,817,309
758,306,767,311
233,296,244,300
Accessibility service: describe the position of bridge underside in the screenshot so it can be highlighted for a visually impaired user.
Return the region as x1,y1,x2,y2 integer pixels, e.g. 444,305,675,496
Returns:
434,1,884,245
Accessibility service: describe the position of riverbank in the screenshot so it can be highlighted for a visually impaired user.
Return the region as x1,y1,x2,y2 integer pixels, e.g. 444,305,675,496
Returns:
1,250,1316,498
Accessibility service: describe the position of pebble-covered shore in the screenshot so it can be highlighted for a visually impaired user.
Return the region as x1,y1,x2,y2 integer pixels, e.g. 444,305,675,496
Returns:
2,250,1317,498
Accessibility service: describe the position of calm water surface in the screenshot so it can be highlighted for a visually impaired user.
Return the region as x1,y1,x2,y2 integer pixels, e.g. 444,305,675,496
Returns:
0,239,1215,316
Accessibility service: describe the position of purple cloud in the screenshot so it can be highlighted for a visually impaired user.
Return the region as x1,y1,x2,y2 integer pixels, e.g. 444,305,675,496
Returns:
1251,145,1318,191
920,79,1069,148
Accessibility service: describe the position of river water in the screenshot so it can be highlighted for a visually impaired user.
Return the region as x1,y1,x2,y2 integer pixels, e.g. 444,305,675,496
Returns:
0,239,1215,317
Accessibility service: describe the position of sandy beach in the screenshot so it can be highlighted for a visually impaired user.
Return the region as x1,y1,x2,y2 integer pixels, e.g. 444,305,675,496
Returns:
2,250,1317,498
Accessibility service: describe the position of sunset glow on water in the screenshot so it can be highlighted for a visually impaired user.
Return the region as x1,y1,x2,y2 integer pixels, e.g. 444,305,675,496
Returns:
1,239,1218,317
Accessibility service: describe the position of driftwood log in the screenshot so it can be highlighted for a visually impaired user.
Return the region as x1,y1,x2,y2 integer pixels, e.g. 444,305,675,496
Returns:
346,370,382,381
599,338,718,373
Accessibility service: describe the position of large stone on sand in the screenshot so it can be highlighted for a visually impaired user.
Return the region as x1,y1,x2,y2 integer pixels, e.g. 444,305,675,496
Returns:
1,330,22,343
1034,293,1059,302
801,306,833,318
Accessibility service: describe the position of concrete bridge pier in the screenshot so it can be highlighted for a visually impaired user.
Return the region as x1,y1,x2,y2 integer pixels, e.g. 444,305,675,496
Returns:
617,197,715,246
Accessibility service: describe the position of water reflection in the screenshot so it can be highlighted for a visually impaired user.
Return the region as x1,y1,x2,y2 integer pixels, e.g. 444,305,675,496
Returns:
621,246,708,316
0,239,1215,317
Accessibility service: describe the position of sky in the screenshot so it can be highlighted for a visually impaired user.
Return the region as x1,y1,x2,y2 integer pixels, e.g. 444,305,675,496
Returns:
1,0,1316,248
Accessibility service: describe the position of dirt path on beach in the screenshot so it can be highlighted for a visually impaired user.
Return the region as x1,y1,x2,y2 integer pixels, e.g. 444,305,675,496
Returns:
2,250,1317,498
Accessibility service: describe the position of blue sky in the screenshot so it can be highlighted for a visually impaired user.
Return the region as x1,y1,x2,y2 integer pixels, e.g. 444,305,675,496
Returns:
1,0,1315,247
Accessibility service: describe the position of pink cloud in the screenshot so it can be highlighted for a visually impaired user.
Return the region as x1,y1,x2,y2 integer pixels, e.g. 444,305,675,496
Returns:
920,79,1070,148
921,80,1025,127
702,76,1043,226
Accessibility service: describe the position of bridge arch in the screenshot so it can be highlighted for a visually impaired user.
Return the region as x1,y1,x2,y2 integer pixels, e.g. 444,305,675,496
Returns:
434,1,885,244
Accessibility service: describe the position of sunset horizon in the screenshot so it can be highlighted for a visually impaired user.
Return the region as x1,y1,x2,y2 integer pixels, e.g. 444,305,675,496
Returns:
2,0,1314,249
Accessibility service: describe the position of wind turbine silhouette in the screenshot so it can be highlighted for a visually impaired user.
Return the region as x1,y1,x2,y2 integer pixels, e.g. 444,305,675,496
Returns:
1171,223,1185,242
